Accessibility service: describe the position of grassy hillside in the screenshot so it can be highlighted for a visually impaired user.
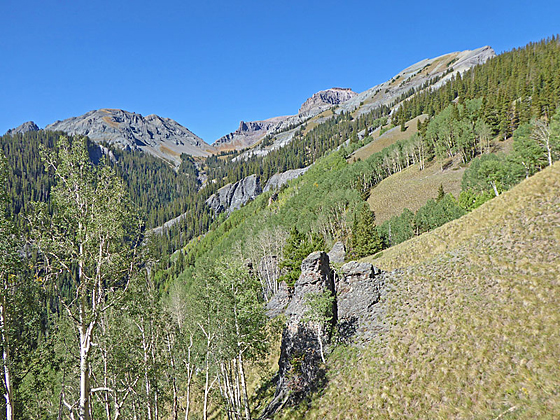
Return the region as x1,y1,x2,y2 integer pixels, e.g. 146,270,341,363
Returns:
349,115,427,162
288,162,560,419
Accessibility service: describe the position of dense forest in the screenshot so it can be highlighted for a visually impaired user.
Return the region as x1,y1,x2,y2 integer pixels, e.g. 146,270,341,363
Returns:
1,36,559,419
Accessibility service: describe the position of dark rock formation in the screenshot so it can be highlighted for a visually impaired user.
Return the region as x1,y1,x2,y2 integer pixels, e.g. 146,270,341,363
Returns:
263,167,309,193
206,174,262,215
336,261,383,341
327,241,346,264
262,252,336,416
45,109,214,164
298,88,358,116
266,280,291,318
262,253,386,417
5,121,40,135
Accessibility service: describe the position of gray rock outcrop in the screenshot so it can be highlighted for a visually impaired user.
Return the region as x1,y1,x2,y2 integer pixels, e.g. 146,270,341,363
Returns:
262,252,387,417
262,251,336,416
298,87,358,117
263,167,309,192
266,280,291,318
206,174,262,215
327,241,346,264
213,116,290,150
336,261,384,342
45,109,214,165
5,121,40,135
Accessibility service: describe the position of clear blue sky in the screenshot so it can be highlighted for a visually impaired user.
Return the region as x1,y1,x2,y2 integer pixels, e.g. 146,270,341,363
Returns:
1,0,558,143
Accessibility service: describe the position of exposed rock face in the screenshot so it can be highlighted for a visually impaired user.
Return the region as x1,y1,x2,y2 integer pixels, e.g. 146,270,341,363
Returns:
327,241,346,264
5,121,40,135
45,109,214,164
298,87,358,117
213,116,290,150
206,174,262,214
336,261,384,341
263,252,336,416
266,280,291,318
263,253,386,417
263,167,309,192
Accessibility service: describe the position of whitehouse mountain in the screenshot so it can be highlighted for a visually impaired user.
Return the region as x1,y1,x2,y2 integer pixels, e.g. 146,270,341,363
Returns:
44,108,215,165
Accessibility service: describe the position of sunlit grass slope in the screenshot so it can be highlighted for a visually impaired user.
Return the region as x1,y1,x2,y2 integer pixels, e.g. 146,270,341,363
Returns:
298,162,560,419
367,159,465,224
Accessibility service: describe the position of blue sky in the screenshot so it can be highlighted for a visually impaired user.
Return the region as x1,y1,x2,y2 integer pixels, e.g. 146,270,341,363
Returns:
0,0,558,143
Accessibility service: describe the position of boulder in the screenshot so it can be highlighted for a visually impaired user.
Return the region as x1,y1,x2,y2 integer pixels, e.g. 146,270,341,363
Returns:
327,241,346,264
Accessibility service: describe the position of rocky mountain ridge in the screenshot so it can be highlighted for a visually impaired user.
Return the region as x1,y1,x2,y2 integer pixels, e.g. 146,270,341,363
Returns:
5,121,40,136
234,46,495,161
45,109,214,165
213,88,358,151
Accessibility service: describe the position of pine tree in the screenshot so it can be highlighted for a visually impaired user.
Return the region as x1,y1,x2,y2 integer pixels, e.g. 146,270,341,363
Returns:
350,204,382,258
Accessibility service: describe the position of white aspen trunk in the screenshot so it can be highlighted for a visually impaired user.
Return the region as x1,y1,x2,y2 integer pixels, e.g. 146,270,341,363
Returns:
78,299,93,420
184,335,194,420
317,324,326,364
1,302,14,420
238,352,251,420
491,181,499,197
203,344,210,420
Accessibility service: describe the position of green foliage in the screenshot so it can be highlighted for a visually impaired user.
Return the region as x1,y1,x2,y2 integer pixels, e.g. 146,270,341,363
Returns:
413,194,466,235
279,227,325,287
349,203,382,259
462,153,524,196
377,208,415,248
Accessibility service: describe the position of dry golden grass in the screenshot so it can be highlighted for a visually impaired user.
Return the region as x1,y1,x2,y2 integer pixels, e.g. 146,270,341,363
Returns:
291,163,560,419
349,115,427,163
367,158,465,224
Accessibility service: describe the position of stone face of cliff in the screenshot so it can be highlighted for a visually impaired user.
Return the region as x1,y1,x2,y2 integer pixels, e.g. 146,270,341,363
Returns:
262,251,386,417
298,87,358,116
205,174,262,214
45,109,214,164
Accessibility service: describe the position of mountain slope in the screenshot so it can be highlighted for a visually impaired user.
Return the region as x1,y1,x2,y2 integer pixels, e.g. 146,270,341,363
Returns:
234,46,495,160
297,162,560,419
45,108,215,164
213,88,358,151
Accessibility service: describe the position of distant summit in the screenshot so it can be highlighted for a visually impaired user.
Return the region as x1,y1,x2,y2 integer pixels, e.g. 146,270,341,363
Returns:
45,109,214,165
5,121,40,135
298,87,358,116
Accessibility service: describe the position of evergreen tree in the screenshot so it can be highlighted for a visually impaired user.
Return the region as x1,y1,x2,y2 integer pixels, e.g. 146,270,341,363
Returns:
350,204,382,258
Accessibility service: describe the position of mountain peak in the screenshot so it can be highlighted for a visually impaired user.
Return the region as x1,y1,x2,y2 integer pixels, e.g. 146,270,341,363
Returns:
45,109,214,164
298,87,358,116
5,121,40,136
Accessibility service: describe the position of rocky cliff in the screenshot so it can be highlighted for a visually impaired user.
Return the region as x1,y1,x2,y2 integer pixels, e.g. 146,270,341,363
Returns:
206,174,262,214
45,109,214,165
298,87,358,116
5,121,40,135
262,251,386,417
213,116,290,151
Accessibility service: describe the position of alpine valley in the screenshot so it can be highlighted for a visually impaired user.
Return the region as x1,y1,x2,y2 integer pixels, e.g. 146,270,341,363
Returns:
1,36,559,420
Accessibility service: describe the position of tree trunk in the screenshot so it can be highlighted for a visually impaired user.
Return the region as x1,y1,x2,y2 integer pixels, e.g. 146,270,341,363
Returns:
1,302,14,420
238,352,251,420
317,324,326,364
79,322,92,420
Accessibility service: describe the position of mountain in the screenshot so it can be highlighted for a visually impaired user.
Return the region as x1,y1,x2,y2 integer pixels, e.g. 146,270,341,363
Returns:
298,87,358,116
5,121,40,135
229,46,495,160
45,108,215,165
213,88,358,151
